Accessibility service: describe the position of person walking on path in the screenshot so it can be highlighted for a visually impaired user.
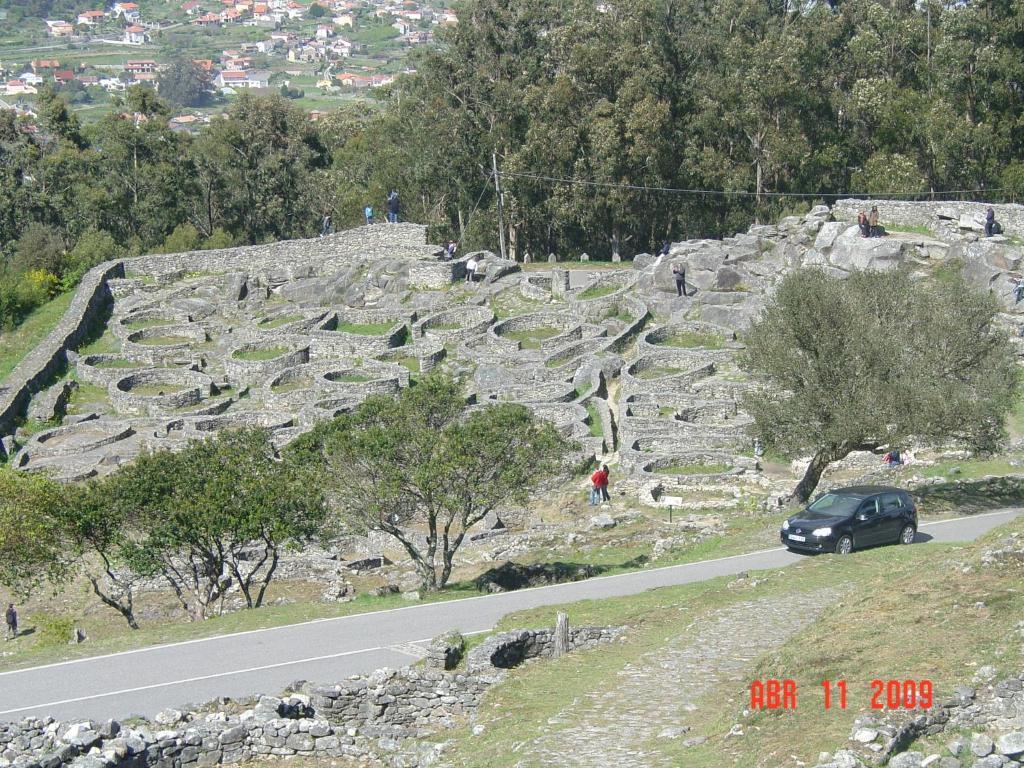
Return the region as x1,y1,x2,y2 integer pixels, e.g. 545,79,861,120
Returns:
985,207,997,237
386,190,400,224
589,466,604,506
319,214,332,237
672,262,687,297
4,604,16,641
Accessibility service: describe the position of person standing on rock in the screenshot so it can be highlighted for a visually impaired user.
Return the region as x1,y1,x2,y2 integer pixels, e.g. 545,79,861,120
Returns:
4,603,16,641
319,213,332,237
868,206,880,237
985,207,996,238
857,211,870,238
465,254,478,283
364,204,374,225
672,262,687,297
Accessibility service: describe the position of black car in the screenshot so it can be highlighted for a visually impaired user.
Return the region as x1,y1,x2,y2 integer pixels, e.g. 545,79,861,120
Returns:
780,485,918,555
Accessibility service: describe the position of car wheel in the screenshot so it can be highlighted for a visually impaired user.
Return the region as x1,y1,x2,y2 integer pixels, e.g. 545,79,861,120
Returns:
834,535,853,555
898,524,916,545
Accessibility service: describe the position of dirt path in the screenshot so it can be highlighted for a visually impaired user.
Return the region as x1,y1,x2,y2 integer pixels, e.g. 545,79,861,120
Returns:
523,589,839,768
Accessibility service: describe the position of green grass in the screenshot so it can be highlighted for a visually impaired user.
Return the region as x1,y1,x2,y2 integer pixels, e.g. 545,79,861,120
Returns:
653,462,731,475
232,347,290,362
396,356,420,373
64,380,109,414
328,373,373,383
90,358,140,369
334,321,395,335
889,224,937,238
271,377,312,393
127,383,187,396
585,402,603,438
0,292,74,382
123,317,174,330
77,330,120,356
578,283,619,300
656,331,724,349
259,315,303,329
135,335,195,346
503,327,561,349
634,365,686,380
932,257,965,286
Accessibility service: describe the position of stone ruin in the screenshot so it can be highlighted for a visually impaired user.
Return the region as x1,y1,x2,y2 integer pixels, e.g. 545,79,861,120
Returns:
2,201,1023,509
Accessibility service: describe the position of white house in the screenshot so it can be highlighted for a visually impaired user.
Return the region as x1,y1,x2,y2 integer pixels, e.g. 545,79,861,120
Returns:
124,25,149,44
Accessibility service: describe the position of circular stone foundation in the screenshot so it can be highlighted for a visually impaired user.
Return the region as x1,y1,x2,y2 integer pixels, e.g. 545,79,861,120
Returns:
110,369,213,415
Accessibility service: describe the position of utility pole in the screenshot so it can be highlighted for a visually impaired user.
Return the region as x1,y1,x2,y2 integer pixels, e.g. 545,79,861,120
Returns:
492,152,508,261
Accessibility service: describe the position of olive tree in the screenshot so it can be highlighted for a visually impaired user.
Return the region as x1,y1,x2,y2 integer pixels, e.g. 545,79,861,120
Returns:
741,267,1019,503
106,428,328,621
291,374,573,591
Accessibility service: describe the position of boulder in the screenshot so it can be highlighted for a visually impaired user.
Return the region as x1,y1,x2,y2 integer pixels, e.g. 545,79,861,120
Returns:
828,230,906,272
814,221,848,253
959,213,986,232
588,513,616,530
632,252,656,271
996,732,1024,756
970,733,994,757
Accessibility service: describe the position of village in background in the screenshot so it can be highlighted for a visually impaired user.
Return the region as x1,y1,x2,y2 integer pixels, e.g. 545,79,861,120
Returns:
0,0,457,128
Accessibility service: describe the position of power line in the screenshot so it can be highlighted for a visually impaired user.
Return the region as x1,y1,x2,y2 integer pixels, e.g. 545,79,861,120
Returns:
500,170,1004,200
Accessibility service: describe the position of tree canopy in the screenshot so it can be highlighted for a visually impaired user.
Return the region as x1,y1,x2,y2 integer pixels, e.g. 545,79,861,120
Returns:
740,268,1020,502
290,374,574,590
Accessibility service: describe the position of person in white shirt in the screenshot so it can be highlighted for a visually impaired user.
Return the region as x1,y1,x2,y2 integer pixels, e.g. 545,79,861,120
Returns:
466,255,478,283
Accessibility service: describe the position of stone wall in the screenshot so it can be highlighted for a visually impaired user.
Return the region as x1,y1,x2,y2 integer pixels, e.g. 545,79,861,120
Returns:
833,198,1024,238
0,624,624,768
0,261,124,438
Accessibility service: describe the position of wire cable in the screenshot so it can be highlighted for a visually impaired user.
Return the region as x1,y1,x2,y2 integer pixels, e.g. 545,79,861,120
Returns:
500,170,1004,200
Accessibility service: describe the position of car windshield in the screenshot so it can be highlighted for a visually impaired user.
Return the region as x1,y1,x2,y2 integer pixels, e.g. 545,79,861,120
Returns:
802,493,862,520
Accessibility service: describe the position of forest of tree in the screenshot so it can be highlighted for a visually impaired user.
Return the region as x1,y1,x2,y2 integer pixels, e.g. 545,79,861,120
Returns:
2,0,1023,330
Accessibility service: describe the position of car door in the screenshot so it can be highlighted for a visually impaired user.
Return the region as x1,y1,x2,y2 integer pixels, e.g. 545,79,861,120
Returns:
879,493,906,542
853,497,884,546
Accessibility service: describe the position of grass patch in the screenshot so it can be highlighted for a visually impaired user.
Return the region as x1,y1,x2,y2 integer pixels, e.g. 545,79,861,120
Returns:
0,292,74,382
889,224,937,238
259,314,303,329
334,321,394,335
128,383,187,396
653,462,731,475
90,358,140,369
585,402,603,438
932,257,964,286
578,283,619,300
503,327,561,349
77,329,120,356
123,317,173,330
232,347,289,362
65,380,109,415
135,335,195,346
271,377,312,393
635,365,686,380
656,330,724,349
396,356,420,373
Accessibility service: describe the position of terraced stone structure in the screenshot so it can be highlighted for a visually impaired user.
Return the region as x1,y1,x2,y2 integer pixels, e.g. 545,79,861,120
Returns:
4,203,1023,505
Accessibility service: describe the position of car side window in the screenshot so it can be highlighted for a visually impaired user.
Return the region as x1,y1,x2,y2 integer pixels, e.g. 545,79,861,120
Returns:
859,499,879,516
881,493,903,512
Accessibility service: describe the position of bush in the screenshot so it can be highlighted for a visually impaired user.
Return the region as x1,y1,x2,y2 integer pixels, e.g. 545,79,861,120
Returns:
202,228,235,250
32,614,75,647
13,223,66,276
62,229,122,289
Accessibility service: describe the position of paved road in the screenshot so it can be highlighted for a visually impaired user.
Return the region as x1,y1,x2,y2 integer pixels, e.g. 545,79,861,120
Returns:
0,509,1017,723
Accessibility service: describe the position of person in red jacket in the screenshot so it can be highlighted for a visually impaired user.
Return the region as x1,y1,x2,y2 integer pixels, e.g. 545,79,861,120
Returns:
589,466,607,506
598,464,611,502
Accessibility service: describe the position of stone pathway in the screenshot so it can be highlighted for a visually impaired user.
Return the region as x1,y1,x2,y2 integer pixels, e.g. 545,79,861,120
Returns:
523,589,839,768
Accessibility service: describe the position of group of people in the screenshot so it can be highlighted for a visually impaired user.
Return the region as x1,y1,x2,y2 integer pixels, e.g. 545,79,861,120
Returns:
857,206,884,238
320,191,403,236
589,464,612,505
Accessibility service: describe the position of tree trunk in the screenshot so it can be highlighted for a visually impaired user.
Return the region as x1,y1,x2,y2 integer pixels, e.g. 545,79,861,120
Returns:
88,576,139,630
790,446,835,503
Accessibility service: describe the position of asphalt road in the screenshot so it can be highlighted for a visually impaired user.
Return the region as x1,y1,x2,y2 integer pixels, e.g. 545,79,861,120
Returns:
0,508,1017,723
